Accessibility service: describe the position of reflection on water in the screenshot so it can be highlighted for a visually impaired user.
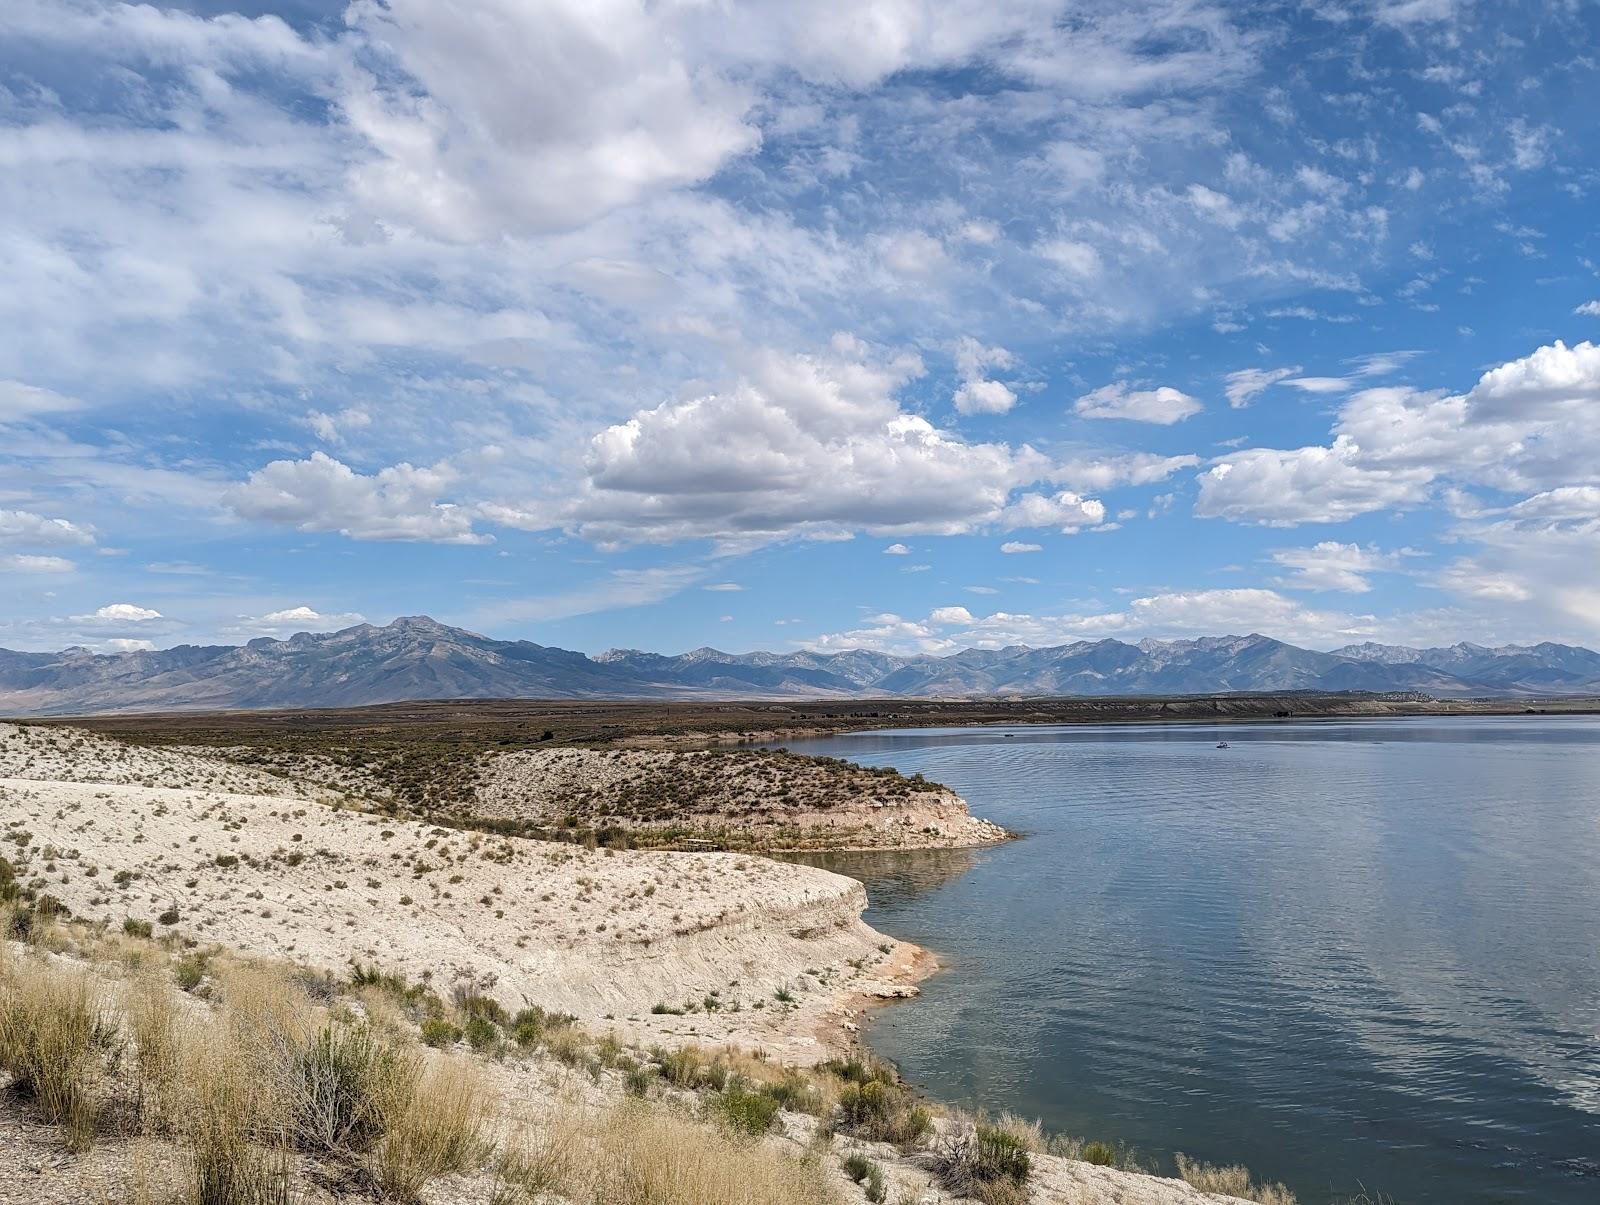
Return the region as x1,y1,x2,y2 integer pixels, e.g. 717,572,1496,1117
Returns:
786,847,981,905
781,717,1600,1205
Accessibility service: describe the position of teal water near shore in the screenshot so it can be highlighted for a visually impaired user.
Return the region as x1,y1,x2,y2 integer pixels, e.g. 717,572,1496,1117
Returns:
784,717,1600,1204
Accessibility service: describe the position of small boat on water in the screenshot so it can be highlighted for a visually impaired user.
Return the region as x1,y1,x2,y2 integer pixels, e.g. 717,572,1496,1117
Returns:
1216,741,1231,749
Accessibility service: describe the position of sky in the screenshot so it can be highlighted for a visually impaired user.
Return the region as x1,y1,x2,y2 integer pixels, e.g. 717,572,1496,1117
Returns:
3,0,1600,658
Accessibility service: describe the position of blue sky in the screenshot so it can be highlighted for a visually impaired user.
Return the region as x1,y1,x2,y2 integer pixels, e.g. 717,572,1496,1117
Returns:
3,0,1599,656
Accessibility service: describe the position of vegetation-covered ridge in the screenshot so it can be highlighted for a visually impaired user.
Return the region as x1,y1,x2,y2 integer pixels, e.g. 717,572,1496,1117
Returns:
14,717,1009,853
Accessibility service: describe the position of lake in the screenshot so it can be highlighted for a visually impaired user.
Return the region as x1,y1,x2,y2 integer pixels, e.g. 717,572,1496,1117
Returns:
783,717,1600,1204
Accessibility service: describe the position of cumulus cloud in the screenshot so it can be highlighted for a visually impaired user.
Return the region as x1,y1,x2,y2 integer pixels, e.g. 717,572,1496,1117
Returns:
951,336,1018,416
1576,301,1600,317
953,377,1019,416
105,638,156,653
1465,339,1600,420
1270,542,1408,593
80,604,163,623
564,337,1074,545
1001,541,1042,553
1197,439,1434,525
883,543,911,555
998,491,1107,533
1197,339,1600,527
1074,383,1202,424
0,510,95,548
224,452,490,544
229,606,367,635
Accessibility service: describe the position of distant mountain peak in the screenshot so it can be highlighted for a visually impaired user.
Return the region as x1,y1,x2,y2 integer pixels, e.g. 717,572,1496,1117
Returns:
2,620,1597,715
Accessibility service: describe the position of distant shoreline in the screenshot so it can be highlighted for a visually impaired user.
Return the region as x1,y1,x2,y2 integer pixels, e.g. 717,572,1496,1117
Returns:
29,691,1600,751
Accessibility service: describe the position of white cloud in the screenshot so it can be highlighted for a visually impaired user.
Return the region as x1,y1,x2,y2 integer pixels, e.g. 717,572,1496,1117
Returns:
0,380,85,423
224,452,490,544
1576,301,1600,317
1053,452,1201,491
228,606,368,635
0,510,95,548
1224,367,1299,408
1074,383,1202,425
83,604,162,623
999,491,1106,533
1199,339,1600,527
1037,238,1102,280
953,377,1019,416
341,0,761,240
1000,541,1042,553
304,407,374,444
806,587,1377,653
1270,542,1406,593
567,338,1061,545
951,336,1018,416
1465,339,1600,420
1,554,74,574
883,543,911,555
1197,439,1435,525
703,582,744,592
105,639,156,653
877,231,948,277
1284,376,1351,394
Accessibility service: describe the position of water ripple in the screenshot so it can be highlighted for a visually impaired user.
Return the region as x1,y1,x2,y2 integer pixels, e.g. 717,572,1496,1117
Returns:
788,717,1600,1205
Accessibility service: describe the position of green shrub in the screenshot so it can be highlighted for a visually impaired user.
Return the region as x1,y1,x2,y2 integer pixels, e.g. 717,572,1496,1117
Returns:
292,1023,414,1153
174,955,207,992
624,1066,655,1098
464,1016,501,1053
821,1055,894,1086
123,917,154,939
157,906,181,926
420,1018,462,1048
1081,1140,1119,1166
836,1079,930,1147
974,1124,1032,1184
843,1152,888,1201
712,1084,781,1136
760,1070,827,1116
451,988,507,1027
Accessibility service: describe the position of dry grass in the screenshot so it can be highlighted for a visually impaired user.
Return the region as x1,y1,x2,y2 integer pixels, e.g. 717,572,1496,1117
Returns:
1175,1153,1298,1205
180,1014,296,1205
368,1055,489,1201
127,971,183,1131
558,1100,843,1205
0,956,114,1150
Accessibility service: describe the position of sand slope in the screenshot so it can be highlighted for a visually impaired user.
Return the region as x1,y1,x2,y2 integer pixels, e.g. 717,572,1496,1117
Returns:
1,723,912,1060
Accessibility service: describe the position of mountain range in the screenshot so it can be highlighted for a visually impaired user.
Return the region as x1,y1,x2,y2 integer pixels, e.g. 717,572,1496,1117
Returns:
2,616,1598,716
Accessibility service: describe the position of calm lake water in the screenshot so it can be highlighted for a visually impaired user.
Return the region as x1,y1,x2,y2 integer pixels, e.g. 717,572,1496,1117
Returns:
783,717,1600,1204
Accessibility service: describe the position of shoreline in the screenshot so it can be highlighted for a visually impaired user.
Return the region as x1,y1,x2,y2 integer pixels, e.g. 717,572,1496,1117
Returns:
1,718,1292,1204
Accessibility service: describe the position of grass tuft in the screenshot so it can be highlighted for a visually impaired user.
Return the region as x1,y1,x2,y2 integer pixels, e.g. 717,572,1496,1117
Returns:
1175,1153,1298,1205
